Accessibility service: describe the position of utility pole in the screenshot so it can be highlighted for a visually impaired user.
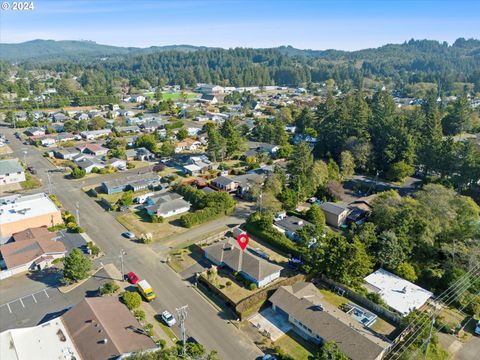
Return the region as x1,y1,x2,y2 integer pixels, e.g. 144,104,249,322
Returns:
424,316,435,360
176,305,189,358
46,170,53,194
120,249,127,281
75,201,80,227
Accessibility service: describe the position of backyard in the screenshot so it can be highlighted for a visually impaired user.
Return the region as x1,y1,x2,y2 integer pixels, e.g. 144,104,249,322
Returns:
117,209,188,241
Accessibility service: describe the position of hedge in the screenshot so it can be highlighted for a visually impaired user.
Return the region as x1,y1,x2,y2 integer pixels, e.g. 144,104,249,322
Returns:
244,221,303,258
180,205,234,228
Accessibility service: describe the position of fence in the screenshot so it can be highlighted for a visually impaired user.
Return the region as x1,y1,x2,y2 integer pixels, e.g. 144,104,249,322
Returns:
318,274,401,326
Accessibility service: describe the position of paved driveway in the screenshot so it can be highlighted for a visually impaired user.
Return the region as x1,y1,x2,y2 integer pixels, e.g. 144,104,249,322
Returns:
249,307,293,341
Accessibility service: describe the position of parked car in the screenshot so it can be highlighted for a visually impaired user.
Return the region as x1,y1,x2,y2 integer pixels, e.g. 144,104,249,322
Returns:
123,231,135,239
161,310,177,327
27,166,37,174
127,272,139,284
288,258,303,269
307,197,317,203
475,320,480,336
119,205,129,212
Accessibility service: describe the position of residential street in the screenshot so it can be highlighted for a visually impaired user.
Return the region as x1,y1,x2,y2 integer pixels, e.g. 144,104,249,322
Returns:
1,127,263,360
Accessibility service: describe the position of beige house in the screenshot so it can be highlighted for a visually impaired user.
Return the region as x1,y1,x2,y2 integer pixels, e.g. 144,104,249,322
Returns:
0,193,63,241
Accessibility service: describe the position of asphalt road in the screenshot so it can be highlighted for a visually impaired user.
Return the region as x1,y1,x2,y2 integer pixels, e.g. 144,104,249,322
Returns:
2,128,263,360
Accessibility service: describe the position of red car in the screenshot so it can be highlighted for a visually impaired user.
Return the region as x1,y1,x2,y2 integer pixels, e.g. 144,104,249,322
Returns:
127,272,139,284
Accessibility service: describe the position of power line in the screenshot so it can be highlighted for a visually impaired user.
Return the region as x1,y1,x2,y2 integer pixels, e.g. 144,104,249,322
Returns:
387,265,480,360
386,264,480,360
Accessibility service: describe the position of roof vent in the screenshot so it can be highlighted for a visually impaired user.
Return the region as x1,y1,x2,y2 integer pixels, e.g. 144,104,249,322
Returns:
101,338,108,344
297,220,303,225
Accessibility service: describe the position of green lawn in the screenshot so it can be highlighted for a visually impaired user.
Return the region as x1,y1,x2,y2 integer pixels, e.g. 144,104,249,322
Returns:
319,289,348,308
275,330,316,360
144,91,199,101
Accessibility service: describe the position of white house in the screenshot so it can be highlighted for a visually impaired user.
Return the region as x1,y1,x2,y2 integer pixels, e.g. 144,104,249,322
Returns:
0,159,26,186
144,193,191,218
364,268,433,316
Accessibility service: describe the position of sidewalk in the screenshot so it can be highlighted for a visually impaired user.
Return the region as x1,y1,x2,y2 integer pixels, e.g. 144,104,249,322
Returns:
103,262,175,347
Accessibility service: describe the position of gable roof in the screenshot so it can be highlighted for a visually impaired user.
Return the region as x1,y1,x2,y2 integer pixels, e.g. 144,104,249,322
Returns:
269,283,389,360
0,238,66,269
212,176,236,187
61,297,156,360
204,238,282,281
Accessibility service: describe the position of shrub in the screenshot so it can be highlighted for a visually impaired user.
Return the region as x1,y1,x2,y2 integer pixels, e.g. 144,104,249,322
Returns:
249,283,258,291
151,214,164,223
122,291,142,310
133,309,145,321
366,292,386,306
157,339,166,349
100,281,120,295
226,281,232,287
144,323,154,337
87,242,100,256
126,162,135,169
71,167,86,179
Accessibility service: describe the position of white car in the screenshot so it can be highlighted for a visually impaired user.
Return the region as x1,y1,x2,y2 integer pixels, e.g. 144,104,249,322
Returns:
475,320,480,336
161,310,177,327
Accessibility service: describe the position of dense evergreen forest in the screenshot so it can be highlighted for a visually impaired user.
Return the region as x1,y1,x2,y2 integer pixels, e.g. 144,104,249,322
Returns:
1,38,480,97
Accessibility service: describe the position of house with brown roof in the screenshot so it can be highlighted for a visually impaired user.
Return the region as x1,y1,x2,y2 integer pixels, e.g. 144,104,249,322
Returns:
204,238,282,288
11,226,56,243
0,237,66,277
77,143,109,157
0,297,157,360
269,282,390,360
62,297,157,360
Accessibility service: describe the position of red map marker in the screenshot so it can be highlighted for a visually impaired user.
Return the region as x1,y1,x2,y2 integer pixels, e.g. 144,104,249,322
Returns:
236,233,249,251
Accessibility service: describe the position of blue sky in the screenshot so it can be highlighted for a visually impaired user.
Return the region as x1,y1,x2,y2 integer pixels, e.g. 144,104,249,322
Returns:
0,0,479,50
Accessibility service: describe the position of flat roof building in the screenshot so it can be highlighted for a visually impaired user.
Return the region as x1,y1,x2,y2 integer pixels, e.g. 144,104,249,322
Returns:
0,193,63,242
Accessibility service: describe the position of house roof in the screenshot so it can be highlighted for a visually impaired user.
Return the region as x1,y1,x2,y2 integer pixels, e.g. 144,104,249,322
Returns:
269,283,389,360
212,176,236,187
204,238,282,282
12,226,55,242
364,268,433,316
200,94,216,101
146,193,191,215
0,159,24,176
0,238,66,269
320,202,350,216
61,297,156,360
78,143,107,153
274,216,313,233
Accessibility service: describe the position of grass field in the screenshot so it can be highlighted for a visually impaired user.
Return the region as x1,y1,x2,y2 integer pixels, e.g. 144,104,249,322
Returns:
144,91,199,101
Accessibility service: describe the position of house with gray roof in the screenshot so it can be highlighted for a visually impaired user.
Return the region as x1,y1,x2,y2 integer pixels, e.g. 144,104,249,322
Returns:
274,215,314,241
204,238,282,288
269,282,390,360
320,202,351,227
211,176,238,192
144,192,191,218
0,159,25,186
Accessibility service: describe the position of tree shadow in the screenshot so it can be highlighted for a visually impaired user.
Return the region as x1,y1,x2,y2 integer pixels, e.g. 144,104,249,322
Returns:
26,268,63,287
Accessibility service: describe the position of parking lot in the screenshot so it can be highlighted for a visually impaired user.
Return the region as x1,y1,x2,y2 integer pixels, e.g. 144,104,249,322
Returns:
0,269,112,331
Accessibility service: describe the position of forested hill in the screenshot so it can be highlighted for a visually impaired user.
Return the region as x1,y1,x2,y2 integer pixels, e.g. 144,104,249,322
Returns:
0,40,206,62
2,38,479,93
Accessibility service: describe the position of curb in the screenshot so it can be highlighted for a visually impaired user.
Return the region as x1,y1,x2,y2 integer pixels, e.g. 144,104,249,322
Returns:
57,265,104,294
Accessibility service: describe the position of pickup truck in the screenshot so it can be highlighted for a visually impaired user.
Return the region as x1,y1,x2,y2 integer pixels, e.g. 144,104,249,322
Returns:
137,280,155,301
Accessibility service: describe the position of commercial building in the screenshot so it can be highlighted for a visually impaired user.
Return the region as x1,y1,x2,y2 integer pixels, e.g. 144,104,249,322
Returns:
0,193,63,242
